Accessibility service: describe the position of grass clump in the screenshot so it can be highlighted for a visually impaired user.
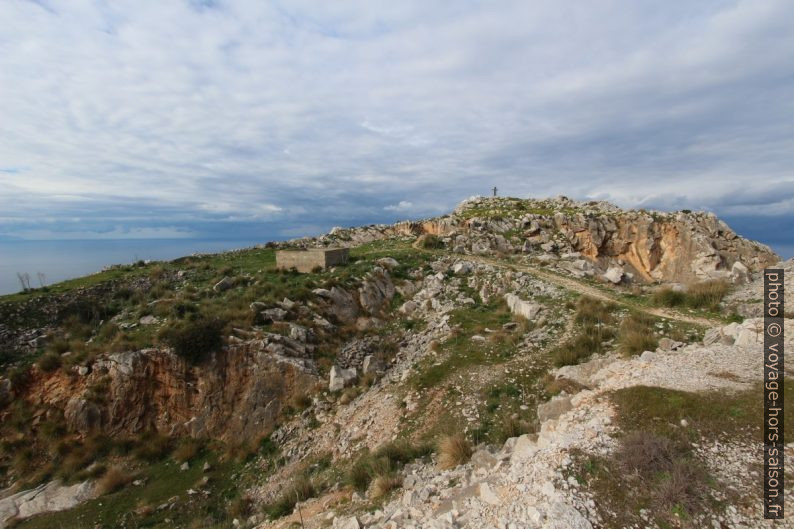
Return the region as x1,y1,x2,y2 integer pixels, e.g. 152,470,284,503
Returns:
617,312,658,357
371,474,403,499
574,296,614,325
172,437,204,463
346,440,432,493
652,280,730,312
416,234,444,250
437,433,472,470
96,466,134,495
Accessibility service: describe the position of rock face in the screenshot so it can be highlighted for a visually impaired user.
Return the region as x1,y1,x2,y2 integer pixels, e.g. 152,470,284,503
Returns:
0,480,96,528
25,342,316,442
282,196,778,285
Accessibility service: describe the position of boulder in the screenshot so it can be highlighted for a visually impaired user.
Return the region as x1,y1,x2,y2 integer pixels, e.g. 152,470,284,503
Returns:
213,276,233,292
505,293,542,320
139,315,158,325
261,307,288,323
377,257,399,269
333,516,361,529
537,396,572,423
0,480,96,526
510,434,539,462
478,482,501,505
362,355,384,375
452,261,473,275
603,266,624,284
731,261,750,284
398,301,418,315
329,287,359,322
329,366,357,392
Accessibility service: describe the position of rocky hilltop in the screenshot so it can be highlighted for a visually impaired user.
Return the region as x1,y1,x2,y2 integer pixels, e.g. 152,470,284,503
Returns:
0,196,790,529
286,196,778,284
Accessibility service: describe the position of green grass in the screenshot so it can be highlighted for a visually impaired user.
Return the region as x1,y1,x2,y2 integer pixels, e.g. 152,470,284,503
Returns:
410,300,519,389
568,381,794,528
651,280,731,312
14,451,243,529
617,312,659,356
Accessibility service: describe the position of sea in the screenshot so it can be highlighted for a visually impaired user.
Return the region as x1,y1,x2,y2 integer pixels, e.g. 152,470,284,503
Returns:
0,239,270,296
0,239,791,298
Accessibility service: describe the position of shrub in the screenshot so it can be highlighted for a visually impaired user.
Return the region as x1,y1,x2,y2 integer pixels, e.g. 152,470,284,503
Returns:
615,431,707,519
159,316,225,364
37,352,62,372
437,433,472,470
227,495,253,518
417,234,444,249
96,466,133,495
553,324,612,367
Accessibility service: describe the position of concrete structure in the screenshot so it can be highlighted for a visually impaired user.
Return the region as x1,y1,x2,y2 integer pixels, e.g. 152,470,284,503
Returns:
275,248,349,273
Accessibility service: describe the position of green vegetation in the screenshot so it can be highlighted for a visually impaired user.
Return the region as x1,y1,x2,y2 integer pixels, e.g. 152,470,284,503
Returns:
437,433,472,469
553,296,615,367
346,440,432,493
617,312,659,356
159,316,225,364
411,300,525,389
651,280,731,312
569,380,794,528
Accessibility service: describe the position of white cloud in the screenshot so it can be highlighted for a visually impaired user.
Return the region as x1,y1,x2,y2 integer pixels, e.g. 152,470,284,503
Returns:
384,200,414,212
0,0,792,240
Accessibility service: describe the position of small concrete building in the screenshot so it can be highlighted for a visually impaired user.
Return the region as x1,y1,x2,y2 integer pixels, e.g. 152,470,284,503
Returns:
275,247,349,273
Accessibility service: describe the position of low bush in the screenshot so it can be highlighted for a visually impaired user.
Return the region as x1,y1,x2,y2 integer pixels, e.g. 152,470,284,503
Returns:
417,234,444,249
37,352,62,373
132,432,172,462
371,473,403,498
553,324,613,367
159,316,225,364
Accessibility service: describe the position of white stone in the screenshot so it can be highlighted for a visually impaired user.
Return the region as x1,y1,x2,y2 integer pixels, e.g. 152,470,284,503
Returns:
329,365,357,392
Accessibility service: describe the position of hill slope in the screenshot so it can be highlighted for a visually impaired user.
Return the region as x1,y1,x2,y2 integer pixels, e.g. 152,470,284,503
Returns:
0,196,790,529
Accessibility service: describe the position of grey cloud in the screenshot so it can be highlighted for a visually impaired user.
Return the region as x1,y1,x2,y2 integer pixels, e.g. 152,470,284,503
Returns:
0,0,792,245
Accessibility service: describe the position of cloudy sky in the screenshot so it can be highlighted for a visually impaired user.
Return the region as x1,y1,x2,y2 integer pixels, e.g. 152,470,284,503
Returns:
1,0,793,254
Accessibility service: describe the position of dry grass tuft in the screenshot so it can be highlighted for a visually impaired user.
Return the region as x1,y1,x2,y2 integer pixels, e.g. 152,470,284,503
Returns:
617,313,658,357
370,473,403,498
96,466,134,495
437,433,472,470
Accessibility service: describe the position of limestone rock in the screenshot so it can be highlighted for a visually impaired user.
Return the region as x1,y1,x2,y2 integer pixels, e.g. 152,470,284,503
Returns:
0,480,96,526
537,396,572,423
505,293,542,320
603,266,624,284
213,276,233,292
329,366,357,392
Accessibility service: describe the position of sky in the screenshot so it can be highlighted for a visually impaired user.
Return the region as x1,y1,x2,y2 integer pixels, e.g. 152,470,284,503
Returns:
1,0,793,256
